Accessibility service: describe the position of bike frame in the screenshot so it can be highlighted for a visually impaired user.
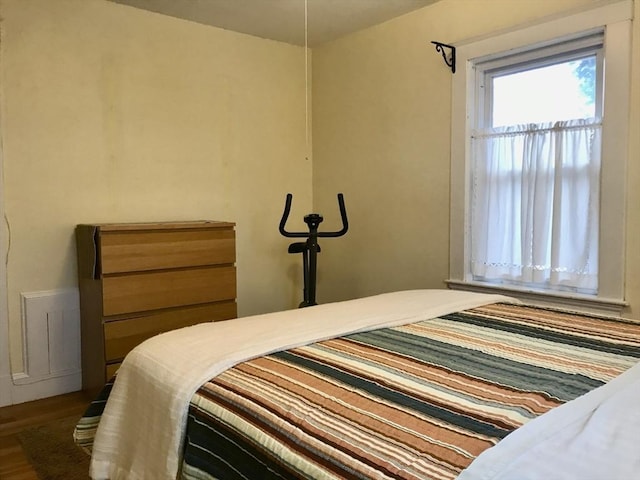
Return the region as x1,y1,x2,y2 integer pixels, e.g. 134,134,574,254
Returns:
279,193,348,307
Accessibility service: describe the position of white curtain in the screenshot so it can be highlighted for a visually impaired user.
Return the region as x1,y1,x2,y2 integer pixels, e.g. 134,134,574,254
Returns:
470,118,601,292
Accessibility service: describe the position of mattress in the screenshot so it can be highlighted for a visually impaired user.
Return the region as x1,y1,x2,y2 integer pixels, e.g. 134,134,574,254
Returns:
74,291,640,479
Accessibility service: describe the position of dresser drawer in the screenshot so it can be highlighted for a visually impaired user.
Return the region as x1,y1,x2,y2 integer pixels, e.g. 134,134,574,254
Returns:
100,228,235,274
106,362,120,380
102,266,236,316
103,301,237,362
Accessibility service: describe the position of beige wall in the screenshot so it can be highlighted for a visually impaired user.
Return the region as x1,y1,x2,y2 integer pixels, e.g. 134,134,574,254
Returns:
2,0,639,376
312,0,640,316
626,0,640,318
0,0,312,372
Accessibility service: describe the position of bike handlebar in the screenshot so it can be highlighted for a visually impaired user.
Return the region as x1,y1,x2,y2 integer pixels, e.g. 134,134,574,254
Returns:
279,193,349,238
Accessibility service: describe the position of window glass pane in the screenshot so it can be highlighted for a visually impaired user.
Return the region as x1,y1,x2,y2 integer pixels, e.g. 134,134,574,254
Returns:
492,55,596,127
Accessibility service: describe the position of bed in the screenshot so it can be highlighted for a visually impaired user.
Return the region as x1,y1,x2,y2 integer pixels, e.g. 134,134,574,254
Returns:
74,290,640,480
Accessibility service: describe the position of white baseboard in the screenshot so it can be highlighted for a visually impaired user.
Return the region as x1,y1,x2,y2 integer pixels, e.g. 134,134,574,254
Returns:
9,369,81,405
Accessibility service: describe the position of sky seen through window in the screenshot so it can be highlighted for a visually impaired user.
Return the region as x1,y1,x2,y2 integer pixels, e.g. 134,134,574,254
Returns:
492,56,596,127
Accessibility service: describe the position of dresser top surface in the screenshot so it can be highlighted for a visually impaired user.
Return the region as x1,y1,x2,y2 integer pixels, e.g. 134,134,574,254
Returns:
78,220,235,232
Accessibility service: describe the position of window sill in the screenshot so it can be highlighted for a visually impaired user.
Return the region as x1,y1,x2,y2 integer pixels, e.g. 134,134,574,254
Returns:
445,279,628,317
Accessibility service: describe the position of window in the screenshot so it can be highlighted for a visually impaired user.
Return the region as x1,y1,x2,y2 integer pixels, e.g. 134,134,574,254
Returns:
449,1,631,313
471,34,603,295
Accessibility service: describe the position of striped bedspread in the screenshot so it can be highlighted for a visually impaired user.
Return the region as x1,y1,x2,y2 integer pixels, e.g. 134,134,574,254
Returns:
181,303,640,480
75,303,640,479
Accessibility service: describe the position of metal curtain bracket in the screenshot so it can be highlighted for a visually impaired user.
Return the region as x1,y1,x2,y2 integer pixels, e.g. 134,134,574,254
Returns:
431,41,456,73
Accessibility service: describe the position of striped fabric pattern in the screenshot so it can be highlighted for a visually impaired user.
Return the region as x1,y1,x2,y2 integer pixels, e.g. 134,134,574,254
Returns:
73,377,115,454
182,304,640,480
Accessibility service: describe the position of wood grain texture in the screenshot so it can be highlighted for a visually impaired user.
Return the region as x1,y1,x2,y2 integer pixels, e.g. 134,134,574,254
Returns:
102,266,236,316
100,227,235,274
104,302,237,362
0,391,92,480
76,221,237,392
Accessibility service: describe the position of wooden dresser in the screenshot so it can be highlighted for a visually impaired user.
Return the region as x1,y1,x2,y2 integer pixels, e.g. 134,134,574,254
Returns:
75,221,237,392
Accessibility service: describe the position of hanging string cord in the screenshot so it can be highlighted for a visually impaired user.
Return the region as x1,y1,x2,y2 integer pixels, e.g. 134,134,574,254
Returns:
304,0,310,160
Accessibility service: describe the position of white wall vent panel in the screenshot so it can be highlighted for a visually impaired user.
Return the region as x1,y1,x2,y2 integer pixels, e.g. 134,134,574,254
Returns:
12,289,81,403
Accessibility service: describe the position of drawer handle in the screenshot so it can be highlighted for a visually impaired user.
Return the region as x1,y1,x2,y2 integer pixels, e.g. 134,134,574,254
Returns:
92,227,101,279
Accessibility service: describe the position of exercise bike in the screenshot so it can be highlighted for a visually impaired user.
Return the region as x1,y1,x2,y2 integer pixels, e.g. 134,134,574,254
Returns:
279,193,348,308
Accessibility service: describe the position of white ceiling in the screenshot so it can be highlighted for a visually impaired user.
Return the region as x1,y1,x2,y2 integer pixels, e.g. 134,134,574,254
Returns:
108,0,438,46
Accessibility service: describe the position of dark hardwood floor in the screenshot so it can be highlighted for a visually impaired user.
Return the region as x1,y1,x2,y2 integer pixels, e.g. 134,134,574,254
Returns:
0,391,93,479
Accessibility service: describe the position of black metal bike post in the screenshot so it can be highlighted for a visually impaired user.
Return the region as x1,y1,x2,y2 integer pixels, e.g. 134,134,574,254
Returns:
303,213,323,307
301,247,309,307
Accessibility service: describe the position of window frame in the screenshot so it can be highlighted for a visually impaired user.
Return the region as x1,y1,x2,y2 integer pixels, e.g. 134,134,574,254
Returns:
448,1,632,315
471,33,604,294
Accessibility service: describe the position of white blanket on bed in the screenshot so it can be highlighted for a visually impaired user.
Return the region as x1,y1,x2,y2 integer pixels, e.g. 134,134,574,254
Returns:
458,358,640,480
89,289,515,480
